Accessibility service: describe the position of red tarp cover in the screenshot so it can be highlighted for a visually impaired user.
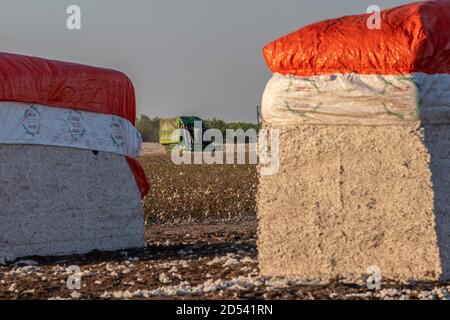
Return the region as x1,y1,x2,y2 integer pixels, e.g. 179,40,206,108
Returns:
0,52,149,198
0,52,136,123
263,0,450,76
126,157,150,199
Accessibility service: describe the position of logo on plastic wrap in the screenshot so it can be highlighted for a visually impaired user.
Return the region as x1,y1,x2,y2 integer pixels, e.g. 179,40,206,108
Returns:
111,117,125,148
68,110,86,141
22,105,42,137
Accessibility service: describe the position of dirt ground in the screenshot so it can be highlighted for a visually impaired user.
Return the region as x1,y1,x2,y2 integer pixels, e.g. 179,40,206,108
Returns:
0,220,449,300
1,153,450,300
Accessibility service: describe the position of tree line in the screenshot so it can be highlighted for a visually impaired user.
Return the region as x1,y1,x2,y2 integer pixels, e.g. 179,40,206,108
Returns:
136,115,259,143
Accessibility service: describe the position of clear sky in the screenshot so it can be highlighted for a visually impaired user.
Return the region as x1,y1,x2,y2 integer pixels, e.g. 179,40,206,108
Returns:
0,0,413,122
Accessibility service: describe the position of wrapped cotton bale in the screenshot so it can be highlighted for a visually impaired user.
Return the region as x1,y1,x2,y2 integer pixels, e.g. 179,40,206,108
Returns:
258,1,450,282
0,53,149,262
0,145,144,259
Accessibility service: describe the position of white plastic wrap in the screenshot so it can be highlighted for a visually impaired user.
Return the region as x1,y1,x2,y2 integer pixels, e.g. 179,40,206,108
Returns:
262,73,450,126
0,101,142,157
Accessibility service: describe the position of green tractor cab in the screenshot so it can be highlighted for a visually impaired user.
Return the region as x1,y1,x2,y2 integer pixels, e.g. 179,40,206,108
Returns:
159,116,210,151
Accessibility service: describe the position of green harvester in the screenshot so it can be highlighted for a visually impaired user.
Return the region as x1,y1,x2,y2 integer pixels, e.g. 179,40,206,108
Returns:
159,116,210,151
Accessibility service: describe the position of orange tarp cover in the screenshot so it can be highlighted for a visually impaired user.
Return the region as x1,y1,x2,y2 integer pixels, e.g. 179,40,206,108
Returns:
263,1,450,76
